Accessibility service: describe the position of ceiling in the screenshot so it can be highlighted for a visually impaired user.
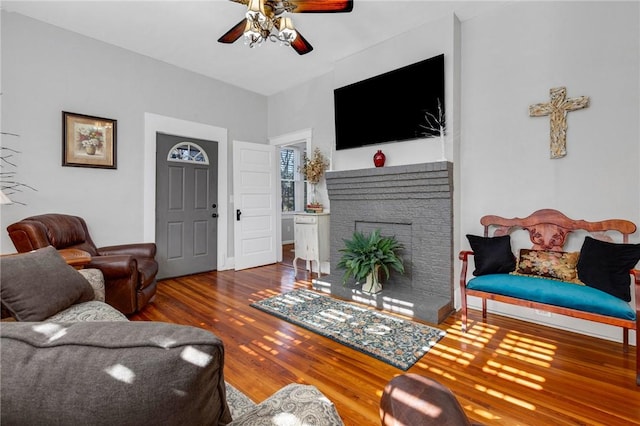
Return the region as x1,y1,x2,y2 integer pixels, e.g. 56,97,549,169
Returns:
2,1,510,96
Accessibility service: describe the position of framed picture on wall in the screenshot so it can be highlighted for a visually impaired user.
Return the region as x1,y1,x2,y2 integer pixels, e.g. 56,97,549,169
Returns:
62,111,117,169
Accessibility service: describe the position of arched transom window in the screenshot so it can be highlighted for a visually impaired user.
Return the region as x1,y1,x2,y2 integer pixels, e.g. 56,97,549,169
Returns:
167,142,209,164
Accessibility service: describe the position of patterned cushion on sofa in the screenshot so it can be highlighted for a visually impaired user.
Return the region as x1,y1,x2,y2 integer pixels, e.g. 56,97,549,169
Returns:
226,382,257,420
47,300,128,322
229,383,344,426
78,268,106,301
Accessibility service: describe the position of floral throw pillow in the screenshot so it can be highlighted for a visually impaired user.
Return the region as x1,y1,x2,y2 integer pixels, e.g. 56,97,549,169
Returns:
513,249,582,283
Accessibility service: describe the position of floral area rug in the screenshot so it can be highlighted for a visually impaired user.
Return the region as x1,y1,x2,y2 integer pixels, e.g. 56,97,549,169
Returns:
250,289,446,370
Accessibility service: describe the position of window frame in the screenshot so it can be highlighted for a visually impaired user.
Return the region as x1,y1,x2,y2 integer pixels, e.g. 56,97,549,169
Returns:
280,145,306,213
167,141,210,164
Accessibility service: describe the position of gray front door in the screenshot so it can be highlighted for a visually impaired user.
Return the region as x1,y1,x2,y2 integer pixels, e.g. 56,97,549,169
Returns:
156,133,218,279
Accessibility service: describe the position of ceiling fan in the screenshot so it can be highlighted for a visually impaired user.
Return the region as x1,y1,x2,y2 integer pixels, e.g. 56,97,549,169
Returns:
218,0,354,55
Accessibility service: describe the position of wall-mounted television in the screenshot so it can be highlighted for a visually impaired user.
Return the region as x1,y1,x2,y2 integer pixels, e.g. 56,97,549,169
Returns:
334,54,444,151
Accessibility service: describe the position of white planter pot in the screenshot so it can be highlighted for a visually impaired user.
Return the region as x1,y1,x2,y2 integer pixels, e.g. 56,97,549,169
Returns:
362,265,382,294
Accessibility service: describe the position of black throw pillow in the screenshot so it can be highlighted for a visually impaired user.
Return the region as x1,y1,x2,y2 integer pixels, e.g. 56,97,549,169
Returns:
577,236,640,302
466,234,516,276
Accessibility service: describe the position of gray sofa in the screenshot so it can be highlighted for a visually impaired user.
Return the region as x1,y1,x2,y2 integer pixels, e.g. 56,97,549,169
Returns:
1,247,344,425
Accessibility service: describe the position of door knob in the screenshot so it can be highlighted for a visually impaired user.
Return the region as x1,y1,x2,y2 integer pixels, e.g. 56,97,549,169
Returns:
236,209,242,221
212,213,218,218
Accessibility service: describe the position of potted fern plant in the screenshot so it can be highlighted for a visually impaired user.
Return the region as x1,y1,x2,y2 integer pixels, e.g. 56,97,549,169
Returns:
337,229,405,294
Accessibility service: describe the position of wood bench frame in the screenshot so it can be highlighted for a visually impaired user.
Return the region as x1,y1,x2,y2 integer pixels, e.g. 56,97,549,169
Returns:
459,209,640,385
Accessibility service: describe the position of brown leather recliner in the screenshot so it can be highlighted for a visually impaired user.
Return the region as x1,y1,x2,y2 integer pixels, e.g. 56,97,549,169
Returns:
7,213,158,315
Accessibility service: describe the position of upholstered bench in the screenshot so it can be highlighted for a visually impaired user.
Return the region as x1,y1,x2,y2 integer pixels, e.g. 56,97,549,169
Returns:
459,209,640,385
466,274,635,322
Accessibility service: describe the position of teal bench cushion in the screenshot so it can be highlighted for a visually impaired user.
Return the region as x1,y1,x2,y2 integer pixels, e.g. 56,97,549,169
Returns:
467,274,636,321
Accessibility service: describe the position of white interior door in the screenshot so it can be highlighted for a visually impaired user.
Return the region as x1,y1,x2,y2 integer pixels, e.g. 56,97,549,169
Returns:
233,141,277,270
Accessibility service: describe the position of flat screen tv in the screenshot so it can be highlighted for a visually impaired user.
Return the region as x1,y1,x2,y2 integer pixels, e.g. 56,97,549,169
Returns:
334,54,444,150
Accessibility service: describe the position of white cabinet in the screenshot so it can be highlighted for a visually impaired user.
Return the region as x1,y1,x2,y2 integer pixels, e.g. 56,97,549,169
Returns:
293,213,330,277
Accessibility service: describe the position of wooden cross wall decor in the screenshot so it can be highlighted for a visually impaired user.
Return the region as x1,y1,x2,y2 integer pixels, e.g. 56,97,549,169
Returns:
529,87,590,159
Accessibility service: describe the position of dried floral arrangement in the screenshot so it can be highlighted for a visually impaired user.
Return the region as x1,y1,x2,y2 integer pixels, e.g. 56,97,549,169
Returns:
299,147,329,185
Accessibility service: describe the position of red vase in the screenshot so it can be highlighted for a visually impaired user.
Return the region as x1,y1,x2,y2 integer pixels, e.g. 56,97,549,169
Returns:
373,150,386,167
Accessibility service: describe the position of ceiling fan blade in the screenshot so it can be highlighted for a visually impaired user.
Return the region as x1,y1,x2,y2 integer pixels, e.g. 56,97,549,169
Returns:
285,0,353,13
291,30,313,55
218,19,247,44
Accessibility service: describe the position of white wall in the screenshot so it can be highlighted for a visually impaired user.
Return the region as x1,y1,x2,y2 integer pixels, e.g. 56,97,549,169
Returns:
269,2,640,343
269,13,461,211
0,11,267,256
460,1,639,341
331,14,460,172
269,73,336,209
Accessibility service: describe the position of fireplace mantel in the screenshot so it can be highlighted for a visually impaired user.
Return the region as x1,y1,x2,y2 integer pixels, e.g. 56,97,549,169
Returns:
313,162,454,324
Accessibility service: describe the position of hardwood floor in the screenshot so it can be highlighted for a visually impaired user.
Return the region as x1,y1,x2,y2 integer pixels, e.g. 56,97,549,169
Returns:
130,260,640,425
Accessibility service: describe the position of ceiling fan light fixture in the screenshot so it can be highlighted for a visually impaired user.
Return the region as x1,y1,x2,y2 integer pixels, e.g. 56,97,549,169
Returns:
219,0,354,54
245,0,267,23
243,20,265,47
277,16,297,45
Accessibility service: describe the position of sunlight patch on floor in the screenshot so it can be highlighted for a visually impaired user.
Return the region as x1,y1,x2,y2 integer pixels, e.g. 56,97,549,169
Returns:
482,366,542,390
427,318,559,417
427,345,473,367
496,344,554,365
220,308,257,327
466,404,502,423
239,344,262,359
505,332,557,352
482,360,545,390
263,334,287,348
279,326,311,340
419,366,458,382
253,339,279,355
237,313,257,323
474,384,537,411
226,316,246,326
443,320,496,348
252,288,282,300
274,330,303,345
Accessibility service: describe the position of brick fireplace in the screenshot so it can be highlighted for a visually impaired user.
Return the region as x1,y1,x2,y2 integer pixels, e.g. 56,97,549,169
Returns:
313,162,454,324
